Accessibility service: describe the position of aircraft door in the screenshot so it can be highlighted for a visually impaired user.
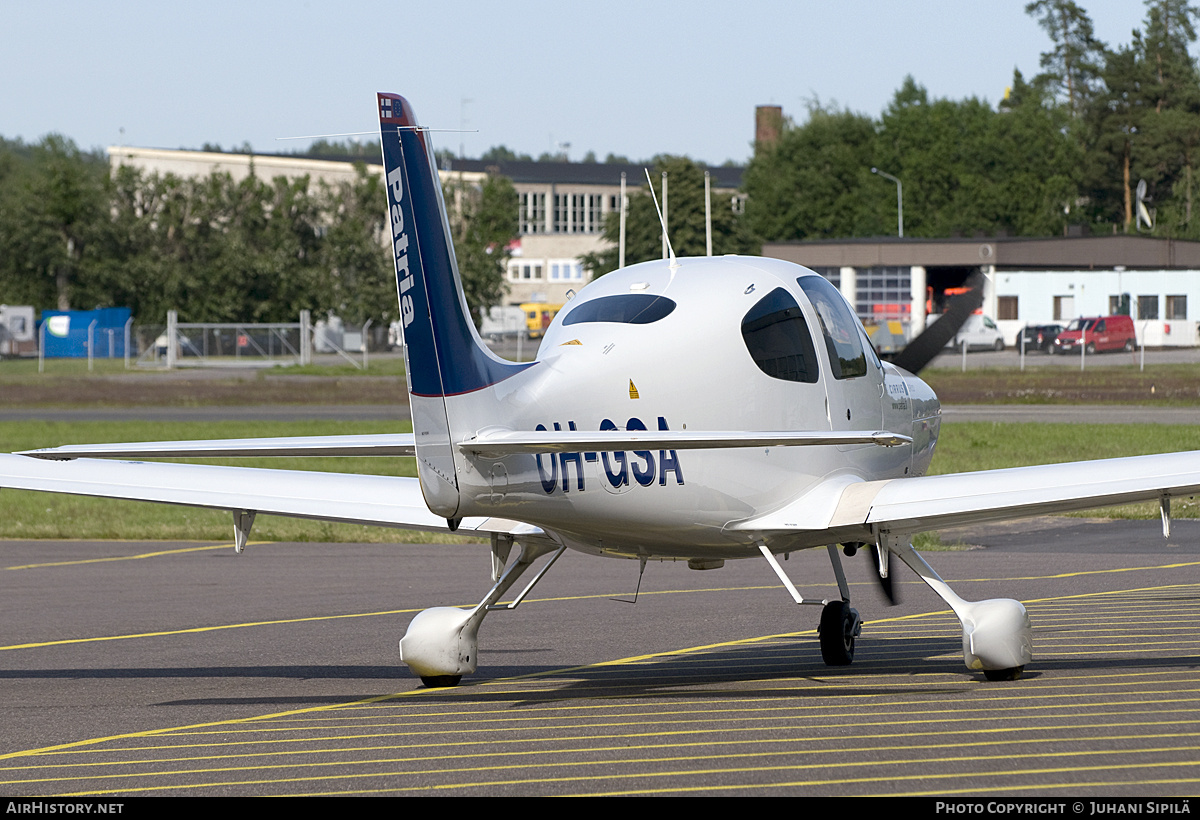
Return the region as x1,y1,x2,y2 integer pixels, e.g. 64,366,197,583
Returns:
796,277,884,441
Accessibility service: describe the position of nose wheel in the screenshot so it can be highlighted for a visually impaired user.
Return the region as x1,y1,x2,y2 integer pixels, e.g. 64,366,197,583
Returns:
818,599,861,666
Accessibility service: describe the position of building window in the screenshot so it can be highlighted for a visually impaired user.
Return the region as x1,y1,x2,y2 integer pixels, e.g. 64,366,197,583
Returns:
1108,293,1131,315
1167,295,1188,320
553,193,605,234
519,192,545,234
507,261,543,282
997,296,1018,321
1137,295,1159,320
855,266,911,323
548,259,584,282
807,266,840,289
1053,295,1074,321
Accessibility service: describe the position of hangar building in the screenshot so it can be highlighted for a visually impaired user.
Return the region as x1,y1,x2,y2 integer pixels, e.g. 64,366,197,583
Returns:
765,236,1200,347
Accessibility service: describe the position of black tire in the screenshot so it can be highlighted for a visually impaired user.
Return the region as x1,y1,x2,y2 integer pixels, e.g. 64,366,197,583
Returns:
819,600,858,666
420,674,462,688
1086,343,1096,354
1047,345,1056,355
983,666,1024,682
1124,339,1134,352
994,339,1004,352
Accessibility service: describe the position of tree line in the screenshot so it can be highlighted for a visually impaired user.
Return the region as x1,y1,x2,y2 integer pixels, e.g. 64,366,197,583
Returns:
2,1,1195,323
743,0,1200,242
0,136,516,327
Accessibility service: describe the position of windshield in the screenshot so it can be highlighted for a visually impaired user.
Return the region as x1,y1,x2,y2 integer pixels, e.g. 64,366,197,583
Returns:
1065,319,1096,332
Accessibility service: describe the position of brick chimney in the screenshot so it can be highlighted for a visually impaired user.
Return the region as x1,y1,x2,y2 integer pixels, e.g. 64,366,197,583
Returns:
755,105,783,152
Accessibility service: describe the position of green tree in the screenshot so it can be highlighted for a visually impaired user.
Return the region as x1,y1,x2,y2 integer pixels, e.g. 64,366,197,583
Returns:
1026,0,1108,118
1134,1,1200,234
582,156,758,275
443,173,519,325
0,135,108,310
742,105,884,241
319,165,395,326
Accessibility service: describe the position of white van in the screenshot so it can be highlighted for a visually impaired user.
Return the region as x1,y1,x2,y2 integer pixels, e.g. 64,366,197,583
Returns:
941,314,1005,351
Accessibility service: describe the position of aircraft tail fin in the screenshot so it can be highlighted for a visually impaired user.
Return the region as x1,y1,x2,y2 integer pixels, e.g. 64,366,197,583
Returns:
378,93,533,517
377,93,531,398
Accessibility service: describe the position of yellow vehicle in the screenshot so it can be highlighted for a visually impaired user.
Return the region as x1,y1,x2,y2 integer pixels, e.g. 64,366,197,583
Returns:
520,302,562,338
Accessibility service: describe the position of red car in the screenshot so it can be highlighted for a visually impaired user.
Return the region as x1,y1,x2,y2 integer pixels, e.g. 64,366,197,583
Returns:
1052,315,1136,354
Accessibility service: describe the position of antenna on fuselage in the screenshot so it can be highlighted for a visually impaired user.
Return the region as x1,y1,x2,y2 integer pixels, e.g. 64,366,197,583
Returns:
644,168,678,270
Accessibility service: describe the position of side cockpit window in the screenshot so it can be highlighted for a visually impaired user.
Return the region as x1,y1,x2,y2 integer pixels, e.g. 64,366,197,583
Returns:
562,294,676,326
740,288,819,384
797,276,867,379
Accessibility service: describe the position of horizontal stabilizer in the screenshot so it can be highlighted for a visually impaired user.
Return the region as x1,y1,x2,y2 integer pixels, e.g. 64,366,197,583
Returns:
459,429,911,457
0,453,538,537
20,434,416,460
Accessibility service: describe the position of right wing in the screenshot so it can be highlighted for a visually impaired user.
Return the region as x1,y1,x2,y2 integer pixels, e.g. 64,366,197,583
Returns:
732,451,1200,537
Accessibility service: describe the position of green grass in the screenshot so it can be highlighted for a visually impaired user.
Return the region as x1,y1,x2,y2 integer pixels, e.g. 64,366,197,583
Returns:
2,419,1197,543
931,421,1200,520
0,355,408,381
0,357,132,380
922,363,1200,406
0,419,478,543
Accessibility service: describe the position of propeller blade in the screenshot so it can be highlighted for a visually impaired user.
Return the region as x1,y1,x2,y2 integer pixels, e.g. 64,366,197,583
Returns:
891,270,985,374
868,543,898,606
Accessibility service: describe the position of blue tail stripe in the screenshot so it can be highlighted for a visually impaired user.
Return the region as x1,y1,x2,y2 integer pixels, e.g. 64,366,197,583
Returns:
378,93,533,397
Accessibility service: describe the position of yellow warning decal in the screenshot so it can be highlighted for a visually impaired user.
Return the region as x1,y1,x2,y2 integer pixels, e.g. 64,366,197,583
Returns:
629,380,640,399
560,339,582,346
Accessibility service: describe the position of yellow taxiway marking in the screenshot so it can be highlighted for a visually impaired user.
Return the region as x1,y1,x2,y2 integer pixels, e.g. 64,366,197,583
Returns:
0,584,789,652
5,559,1199,789
3,541,264,570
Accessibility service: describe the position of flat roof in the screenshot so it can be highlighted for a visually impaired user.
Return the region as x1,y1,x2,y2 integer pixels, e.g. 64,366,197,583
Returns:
764,235,1200,270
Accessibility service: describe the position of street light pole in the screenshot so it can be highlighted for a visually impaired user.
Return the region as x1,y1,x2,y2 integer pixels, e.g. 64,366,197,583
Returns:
871,167,903,238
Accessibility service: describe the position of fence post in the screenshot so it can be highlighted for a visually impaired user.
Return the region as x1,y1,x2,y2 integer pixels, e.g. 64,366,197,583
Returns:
38,319,45,374
362,319,373,370
166,310,177,369
300,309,311,366
87,319,97,372
124,317,132,369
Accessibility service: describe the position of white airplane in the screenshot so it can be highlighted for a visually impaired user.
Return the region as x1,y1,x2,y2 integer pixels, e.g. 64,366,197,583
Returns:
4,93,1200,688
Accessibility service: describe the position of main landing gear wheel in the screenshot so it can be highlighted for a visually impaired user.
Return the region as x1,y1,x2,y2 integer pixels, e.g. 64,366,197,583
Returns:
420,674,463,688
819,600,861,666
983,666,1024,682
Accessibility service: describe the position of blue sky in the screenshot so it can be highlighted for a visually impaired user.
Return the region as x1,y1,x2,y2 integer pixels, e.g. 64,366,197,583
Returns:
2,1,1151,165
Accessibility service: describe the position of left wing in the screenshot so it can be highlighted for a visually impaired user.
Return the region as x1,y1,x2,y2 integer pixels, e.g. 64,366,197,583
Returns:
0,453,538,537
20,433,416,460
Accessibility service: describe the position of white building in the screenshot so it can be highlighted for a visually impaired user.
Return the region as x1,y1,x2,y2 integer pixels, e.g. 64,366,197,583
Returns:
766,236,1200,347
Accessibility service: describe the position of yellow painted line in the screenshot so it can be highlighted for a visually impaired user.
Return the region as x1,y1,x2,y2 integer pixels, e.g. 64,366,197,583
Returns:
13,738,1200,791
9,723,1200,776
0,690,422,763
0,584,780,652
5,566,1198,779
946,559,1200,584
44,749,1200,797
0,608,423,651
3,541,266,570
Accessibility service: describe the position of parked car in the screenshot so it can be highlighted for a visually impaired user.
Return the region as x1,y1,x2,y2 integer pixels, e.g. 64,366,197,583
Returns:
942,313,1005,351
1017,323,1063,353
1051,315,1136,354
